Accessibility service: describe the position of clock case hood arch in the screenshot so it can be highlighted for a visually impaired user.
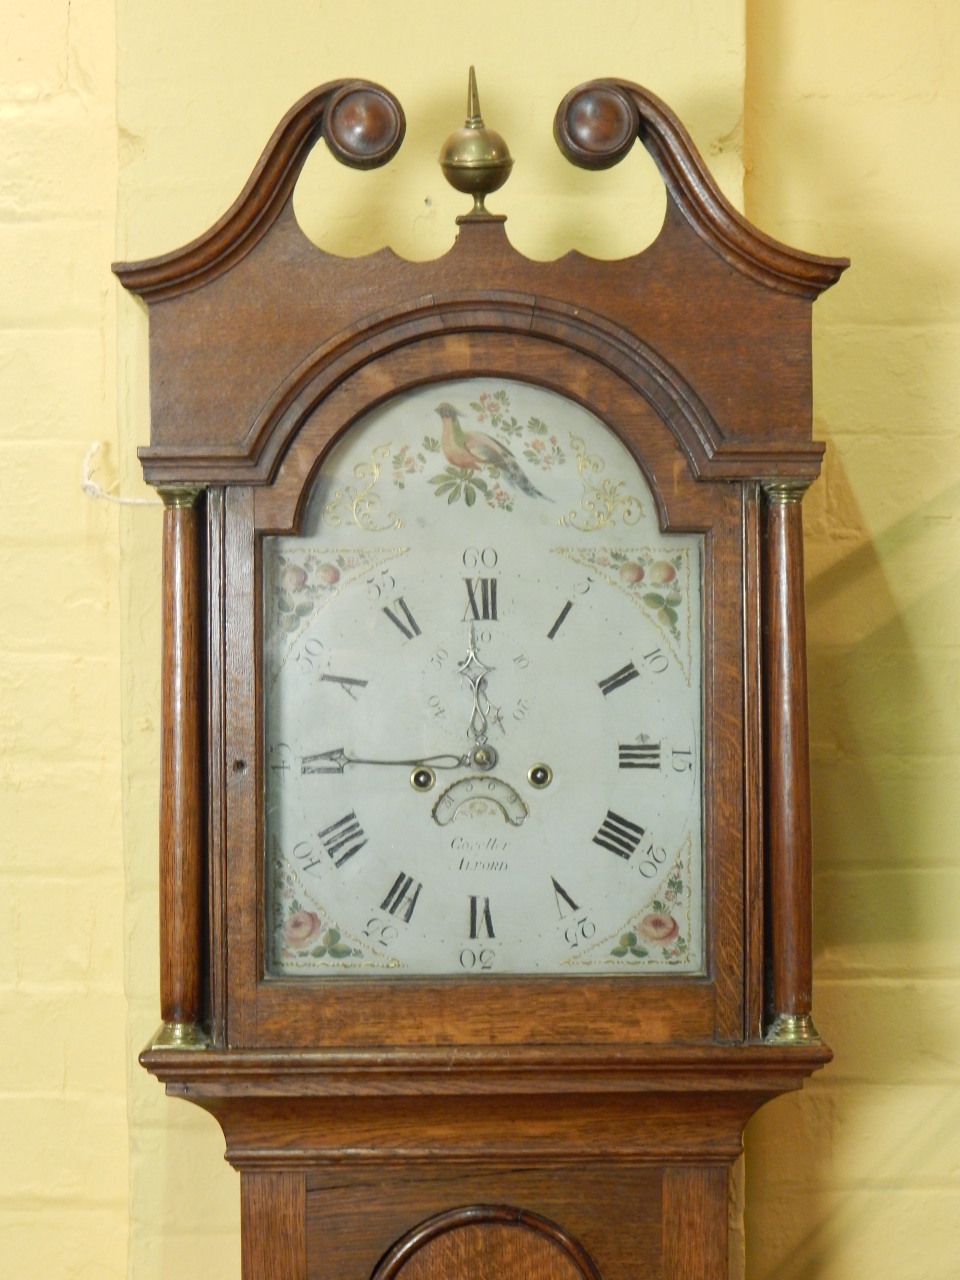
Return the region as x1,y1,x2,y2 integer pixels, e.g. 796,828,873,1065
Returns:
114,76,846,1280
116,77,845,494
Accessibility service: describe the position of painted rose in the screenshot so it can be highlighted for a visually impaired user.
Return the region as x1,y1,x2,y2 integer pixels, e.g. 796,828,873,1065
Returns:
283,910,323,950
638,912,680,943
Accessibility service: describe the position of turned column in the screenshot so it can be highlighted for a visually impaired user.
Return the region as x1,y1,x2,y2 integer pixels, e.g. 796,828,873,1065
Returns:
761,479,820,1044
153,485,208,1048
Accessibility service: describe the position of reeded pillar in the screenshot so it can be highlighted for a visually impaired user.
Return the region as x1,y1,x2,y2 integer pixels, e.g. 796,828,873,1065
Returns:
153,485,208,1048
761,479,820,1045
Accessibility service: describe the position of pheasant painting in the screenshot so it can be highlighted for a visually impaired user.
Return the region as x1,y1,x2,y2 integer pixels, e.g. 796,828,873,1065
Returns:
435,402,552,501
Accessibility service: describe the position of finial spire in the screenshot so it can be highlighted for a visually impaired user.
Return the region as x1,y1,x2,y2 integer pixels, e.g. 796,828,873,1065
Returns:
466,65,482,126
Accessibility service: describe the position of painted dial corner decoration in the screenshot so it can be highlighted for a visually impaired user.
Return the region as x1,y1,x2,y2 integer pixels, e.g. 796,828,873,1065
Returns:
263,380,703,977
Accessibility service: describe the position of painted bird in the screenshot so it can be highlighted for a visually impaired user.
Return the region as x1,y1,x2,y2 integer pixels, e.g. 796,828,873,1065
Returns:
434,402,552,500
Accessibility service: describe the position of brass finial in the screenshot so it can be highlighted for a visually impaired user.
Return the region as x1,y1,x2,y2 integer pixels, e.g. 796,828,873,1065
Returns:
439,67,513,217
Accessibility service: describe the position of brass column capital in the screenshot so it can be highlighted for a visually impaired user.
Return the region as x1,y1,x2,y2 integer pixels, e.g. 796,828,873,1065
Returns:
157,484,207,509
760,477,811,504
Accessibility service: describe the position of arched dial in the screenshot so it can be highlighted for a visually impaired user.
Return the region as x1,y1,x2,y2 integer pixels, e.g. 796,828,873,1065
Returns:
264,379,703,976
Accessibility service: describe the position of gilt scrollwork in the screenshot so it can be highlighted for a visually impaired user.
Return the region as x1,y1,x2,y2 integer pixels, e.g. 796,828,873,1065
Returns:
559,434,645,531
322,443,403,531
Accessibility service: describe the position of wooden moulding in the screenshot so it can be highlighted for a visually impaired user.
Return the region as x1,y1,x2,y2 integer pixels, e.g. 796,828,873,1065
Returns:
140,1042,833,1107
761,480,819,1044
113,79,405,302
152,487,208,1049
115,76,846,307
554,78,848,298
146,1054,829,1172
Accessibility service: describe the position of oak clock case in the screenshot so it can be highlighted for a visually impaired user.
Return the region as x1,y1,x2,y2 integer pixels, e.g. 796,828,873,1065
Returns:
115,74,847,1280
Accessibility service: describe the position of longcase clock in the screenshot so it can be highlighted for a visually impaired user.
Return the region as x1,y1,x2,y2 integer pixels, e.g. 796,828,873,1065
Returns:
115,71,847,1279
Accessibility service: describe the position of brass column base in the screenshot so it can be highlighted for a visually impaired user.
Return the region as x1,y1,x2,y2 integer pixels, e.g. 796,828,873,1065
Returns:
148,1021,210,1051
765,1012,822,1045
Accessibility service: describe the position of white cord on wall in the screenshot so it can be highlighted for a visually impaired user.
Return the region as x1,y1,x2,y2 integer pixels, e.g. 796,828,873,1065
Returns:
81,441,161,506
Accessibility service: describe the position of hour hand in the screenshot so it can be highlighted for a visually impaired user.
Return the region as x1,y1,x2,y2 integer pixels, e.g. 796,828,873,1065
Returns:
301,748,466,774
301,748,351,774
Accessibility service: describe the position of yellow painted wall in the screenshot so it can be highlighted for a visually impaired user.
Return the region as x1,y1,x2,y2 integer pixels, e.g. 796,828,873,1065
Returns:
2,0,958,1275
0,0,128,1274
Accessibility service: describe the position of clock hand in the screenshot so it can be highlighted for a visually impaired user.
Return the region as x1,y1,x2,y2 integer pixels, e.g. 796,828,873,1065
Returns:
303,630,502,777
457,625,494,747
301,748,468,775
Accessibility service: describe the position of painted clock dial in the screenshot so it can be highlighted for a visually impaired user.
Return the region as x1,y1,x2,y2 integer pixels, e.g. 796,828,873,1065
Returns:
263,379,703,977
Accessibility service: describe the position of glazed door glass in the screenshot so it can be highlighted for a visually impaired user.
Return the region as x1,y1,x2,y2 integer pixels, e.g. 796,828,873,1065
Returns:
263,380,703,977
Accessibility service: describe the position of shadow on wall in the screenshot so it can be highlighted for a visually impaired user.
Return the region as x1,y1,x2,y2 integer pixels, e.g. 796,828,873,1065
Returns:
808,462,960,959
745,1077,960,1279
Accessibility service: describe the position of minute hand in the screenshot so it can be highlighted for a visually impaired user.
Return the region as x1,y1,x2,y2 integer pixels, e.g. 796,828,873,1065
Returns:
301,748,467,775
